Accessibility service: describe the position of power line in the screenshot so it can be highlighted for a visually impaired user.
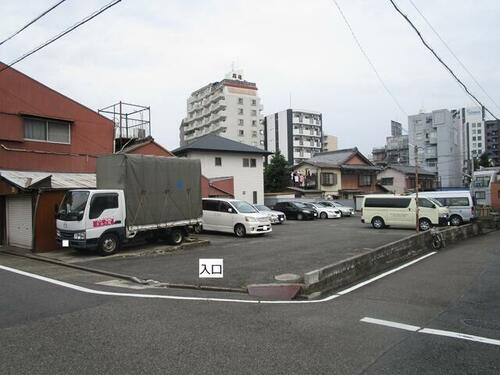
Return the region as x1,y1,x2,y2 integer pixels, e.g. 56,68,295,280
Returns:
388,0,499,121
0,0,122,74
0,0,67,47
407,0,500,114
330,0,408,117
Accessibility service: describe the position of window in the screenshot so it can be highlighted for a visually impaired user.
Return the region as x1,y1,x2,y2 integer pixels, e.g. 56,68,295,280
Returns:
89,194,118,219
321,173,337,186
477,129,482,134
251,110,257,116
478,143,482,147
238,119,244,126
418,198,435,208
252,120,257,126
238,130,244,136
219,201,234,213
238,98,243,104
252,131,257,138
24,117,70,144
250,158,256,168
215,157,222,166
251,99,256,106
475,191,486,199
380,177,394,186
446,197,470,206
359,175,373,186
202,199,219,211
238,108,244,115
364,198,411,208
473,176,490,187
243,158,249,167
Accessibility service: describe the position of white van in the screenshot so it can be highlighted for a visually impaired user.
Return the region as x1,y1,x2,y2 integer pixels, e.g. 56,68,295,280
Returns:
361,195,449,231
412,191,476,226
202,198,272,237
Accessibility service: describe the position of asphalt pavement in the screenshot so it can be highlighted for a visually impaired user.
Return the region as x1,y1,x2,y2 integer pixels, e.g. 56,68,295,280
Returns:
77,216,412,288
1,230,499,374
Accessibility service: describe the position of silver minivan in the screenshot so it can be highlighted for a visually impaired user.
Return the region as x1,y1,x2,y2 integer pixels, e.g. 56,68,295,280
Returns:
413,191,475,226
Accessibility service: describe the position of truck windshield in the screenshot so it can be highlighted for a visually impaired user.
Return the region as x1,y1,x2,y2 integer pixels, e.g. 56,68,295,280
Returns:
58,191,89,221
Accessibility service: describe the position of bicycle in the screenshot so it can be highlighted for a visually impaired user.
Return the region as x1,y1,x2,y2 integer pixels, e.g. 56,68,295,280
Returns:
430,227,444,250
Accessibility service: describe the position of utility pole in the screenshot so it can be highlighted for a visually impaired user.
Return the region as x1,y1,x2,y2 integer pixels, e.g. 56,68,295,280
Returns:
415,145,420,232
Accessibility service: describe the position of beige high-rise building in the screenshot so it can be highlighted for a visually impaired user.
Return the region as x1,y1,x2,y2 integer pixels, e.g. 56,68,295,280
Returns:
179,70,264,148
322,134,338,152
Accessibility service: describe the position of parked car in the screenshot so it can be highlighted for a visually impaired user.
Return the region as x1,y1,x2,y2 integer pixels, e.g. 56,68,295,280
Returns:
303,202,341,219
253,204,286,224
273,201,318,220
411,191,476,226
317,200,355,216
361,195,449,231
202,198,272,237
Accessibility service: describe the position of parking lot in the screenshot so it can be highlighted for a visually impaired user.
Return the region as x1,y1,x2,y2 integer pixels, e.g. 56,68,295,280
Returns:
81,216,414,289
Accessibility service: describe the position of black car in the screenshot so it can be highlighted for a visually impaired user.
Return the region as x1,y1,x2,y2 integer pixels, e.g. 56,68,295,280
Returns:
273,201,317,220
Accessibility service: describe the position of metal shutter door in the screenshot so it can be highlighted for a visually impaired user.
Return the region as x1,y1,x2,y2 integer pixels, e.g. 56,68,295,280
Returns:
7,196,33,249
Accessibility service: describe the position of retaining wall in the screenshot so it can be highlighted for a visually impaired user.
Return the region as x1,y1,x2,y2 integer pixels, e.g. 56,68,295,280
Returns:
303,222,483,296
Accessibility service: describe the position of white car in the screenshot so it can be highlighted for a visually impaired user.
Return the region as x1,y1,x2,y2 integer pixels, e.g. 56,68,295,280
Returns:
253,204,286,224
202,198,272,237
303,202,341,219
317,201,355,216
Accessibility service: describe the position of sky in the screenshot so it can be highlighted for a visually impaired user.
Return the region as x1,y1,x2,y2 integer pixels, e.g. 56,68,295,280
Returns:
1,0,500,156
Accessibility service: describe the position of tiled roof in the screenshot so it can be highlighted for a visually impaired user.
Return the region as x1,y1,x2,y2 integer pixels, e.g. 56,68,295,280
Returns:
173,134,272,155
386,164,436,176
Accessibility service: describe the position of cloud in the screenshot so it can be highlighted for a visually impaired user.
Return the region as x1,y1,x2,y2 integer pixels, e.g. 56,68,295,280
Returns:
2,0,499,155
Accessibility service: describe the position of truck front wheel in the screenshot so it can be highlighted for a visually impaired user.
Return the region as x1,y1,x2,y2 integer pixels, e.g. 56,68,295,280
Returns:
168,228,184,245
98,233,120,256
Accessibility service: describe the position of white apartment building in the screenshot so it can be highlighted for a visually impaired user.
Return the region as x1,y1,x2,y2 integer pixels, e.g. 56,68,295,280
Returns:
408,109,463,188
264,109,323,165
179,70,264,148
457,106,486,162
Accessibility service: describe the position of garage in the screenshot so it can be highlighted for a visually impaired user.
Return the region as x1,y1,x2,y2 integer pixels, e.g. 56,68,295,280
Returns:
7,195,33,249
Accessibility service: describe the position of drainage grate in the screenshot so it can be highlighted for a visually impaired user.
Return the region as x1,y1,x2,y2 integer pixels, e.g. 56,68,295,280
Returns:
463,319,500,331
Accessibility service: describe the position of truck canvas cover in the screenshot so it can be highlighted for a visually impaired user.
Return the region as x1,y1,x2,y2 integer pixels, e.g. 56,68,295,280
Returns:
96,154,202,227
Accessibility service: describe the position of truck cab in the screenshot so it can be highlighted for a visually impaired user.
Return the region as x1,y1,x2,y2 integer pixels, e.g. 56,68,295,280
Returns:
56,189,126,254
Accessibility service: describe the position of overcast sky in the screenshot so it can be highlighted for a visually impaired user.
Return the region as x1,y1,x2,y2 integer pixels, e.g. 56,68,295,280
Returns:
2,0,499,155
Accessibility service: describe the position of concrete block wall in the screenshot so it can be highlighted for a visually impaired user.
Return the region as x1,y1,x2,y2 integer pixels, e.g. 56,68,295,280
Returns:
303,222,483,296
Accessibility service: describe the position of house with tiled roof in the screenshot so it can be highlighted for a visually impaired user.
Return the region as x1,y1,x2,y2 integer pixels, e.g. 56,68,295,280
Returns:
291,148,386,199
377,164,437,194
173,134,271,204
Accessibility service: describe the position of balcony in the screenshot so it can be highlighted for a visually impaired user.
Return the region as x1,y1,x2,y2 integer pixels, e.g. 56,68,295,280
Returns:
290,173,318,190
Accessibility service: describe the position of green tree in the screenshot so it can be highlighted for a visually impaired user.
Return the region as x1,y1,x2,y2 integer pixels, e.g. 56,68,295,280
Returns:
476,152,492,169
264,151,291,192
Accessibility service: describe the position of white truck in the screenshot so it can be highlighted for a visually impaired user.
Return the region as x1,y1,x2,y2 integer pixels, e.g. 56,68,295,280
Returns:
56,154,202,255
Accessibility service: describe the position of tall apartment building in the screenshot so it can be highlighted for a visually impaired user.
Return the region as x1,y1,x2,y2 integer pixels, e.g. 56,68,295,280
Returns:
485,119,500,166
179,70,264,148
263,109,323,165
322,134,338,152
408,109,463,188
371,121,409,165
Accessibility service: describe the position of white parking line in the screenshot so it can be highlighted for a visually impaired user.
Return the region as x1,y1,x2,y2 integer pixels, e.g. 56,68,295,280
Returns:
361,317,500,346
0,251,436,305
